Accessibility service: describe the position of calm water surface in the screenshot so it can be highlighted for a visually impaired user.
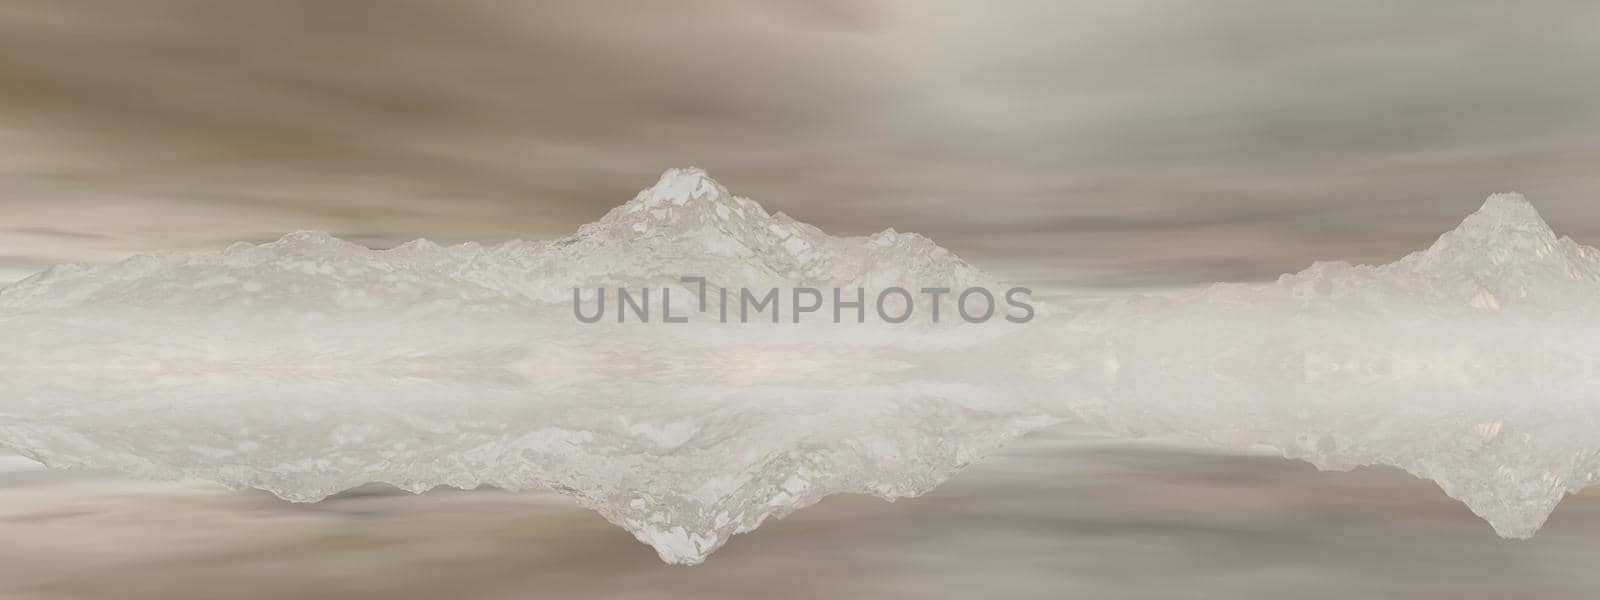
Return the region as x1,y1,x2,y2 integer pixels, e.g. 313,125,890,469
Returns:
3,425,1597,599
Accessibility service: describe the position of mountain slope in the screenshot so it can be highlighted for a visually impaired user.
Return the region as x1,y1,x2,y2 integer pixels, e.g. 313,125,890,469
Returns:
1265,193,1600,315
521,168,993,301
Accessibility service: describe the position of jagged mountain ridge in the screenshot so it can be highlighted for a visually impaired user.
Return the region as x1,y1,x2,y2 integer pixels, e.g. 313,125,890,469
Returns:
0,168,994,313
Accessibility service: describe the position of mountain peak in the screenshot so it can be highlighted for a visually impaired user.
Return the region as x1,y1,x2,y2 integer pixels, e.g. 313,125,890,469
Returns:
268,230,359,248
595,168,772,237
553,168,992,291
1453,193,1555,242
1396,192,1587,286
631,167,733,209
1427,193,1558,254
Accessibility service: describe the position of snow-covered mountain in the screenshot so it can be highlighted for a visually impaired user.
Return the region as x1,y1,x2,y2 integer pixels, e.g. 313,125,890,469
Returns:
1065,194,1600,541
555,168,991,295
1194,193,1600,316
0,168,994,314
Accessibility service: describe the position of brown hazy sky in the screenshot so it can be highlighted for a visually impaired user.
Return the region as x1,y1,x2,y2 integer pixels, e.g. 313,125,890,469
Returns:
2,1,1599,289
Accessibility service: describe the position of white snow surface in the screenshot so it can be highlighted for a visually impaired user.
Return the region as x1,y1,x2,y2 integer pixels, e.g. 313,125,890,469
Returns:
1,171,1597,563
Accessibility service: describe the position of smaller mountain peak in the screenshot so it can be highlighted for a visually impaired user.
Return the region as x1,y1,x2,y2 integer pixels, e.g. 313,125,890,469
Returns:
262,231,364,253
867,228,902,247
868,227,939,249
1450,193,1556,243
1468,192,1546,226
394,238,442,252
273,231,342,245
1406,193,1567,276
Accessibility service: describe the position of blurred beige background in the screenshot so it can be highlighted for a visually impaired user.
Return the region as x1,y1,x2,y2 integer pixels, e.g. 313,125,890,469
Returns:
2,1,1599,290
